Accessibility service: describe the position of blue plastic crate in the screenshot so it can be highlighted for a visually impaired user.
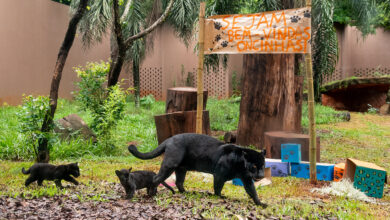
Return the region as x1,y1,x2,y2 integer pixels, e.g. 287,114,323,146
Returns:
265,158,290,177
291,162,335,181
281,143,301,163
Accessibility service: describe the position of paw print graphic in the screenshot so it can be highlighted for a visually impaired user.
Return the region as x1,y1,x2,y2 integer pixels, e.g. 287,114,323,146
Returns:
290,15,301,23
271,165,277,170
304,10,311,18
322,175,327,180
215,34,221,42
277,170,283,175
283,155,289,160
221,41,228,47
289,150,295,155
297,166,302,171
214,22,222,30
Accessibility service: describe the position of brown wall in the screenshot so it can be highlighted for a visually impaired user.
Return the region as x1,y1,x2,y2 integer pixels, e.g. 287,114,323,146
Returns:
123,24,244,100
0,1,242,105
0,0,110,105
324,25,390,83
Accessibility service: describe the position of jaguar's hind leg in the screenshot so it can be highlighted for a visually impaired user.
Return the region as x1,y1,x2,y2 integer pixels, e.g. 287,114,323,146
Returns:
152,147,184,187
213,175,226,197
175,168,187,193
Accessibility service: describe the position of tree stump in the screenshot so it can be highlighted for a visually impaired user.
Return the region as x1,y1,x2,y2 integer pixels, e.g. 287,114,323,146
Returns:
165,87,208,113
154,110,211,144
264,131,320,162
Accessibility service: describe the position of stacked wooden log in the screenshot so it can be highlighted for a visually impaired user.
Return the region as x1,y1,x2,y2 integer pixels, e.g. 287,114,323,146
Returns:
154,87,211,144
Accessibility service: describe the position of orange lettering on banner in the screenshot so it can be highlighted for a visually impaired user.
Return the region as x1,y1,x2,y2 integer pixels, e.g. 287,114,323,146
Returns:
232,15,243,29
221,15,231,30
277,28,287,40
243,30,252,41
237,41,246,52
265,40,274,52
253,40,260,51
245,15,257,29
263,29,273,40
288,27,296,39
303,27,311,40
274,40,284,51
228,30,235,41
270,12,287,27
295,40,303,52
206,7,311,54
286,40,295,52
256,13,269,29
234,29,242,40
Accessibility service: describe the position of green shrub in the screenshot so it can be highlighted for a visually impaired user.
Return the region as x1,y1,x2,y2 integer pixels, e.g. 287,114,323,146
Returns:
17,95,53,159
140,94,155,109
74,61,127,151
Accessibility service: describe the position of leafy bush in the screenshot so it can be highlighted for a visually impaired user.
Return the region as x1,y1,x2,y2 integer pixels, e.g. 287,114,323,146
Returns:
17,95,52,158
74,61,127,150
140,94,155,109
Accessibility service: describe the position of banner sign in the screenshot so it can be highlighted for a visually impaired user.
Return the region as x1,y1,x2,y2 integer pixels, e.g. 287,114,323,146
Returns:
204,7,311,54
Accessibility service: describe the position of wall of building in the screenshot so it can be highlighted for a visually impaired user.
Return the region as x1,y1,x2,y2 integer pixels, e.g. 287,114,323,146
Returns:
0,0,243,105
0,0,110,105
323,25,390,83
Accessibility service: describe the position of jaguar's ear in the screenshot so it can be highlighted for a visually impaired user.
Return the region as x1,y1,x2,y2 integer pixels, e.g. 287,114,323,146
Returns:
115,170,121,177
262,149,266,156
128,167,132,172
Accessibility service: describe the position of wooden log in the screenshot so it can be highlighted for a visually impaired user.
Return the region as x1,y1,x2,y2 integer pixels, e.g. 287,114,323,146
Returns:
154,110,210,144
165,87,208,113
264,131,320,162
224,131,237,143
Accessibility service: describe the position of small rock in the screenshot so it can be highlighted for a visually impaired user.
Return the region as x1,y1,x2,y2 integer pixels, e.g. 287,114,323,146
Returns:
379,104,390,115
54,114,96,142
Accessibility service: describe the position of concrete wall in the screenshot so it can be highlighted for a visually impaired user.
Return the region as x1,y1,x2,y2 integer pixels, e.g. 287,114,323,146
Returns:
0,0,110,105
324,25,390,83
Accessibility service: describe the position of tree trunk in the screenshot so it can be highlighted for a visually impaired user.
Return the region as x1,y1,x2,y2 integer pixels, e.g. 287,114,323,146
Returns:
38,0,89,163
133,60,140,108
165,87,208,113
236,54,303,149
107,48,126,87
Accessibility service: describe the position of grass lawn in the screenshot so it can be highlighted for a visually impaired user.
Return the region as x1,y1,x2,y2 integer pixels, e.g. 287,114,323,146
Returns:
0,98,389,219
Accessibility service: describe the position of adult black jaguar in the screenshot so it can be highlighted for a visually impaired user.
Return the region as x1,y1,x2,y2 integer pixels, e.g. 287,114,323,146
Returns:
128,133,267,206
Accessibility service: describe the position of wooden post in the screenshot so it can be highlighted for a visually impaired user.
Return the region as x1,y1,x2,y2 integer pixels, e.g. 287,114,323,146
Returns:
306,0,317,184
196,2,206,134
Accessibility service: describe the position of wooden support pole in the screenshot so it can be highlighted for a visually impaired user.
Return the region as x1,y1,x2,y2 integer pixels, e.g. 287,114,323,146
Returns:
196,2,206,134
306,0,317,184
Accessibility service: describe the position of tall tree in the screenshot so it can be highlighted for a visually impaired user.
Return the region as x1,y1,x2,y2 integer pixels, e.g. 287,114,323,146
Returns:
38,0,89,163
72,0,179,107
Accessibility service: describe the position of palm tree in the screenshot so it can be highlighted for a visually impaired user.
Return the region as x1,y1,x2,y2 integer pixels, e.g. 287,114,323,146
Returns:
72,0,200,107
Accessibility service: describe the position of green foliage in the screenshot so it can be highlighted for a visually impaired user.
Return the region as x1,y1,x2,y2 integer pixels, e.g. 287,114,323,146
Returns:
231,71,241,96
376,0,390,30
333,0,377,35
312,0,339,102
140,94,155,109
367,104,379,114
74,62,127,150
17,96,52,159
51,0,71,6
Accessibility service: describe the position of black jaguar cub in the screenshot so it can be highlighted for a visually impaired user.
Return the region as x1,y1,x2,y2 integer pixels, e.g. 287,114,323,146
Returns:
22,163,80,188
115,168,174,199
